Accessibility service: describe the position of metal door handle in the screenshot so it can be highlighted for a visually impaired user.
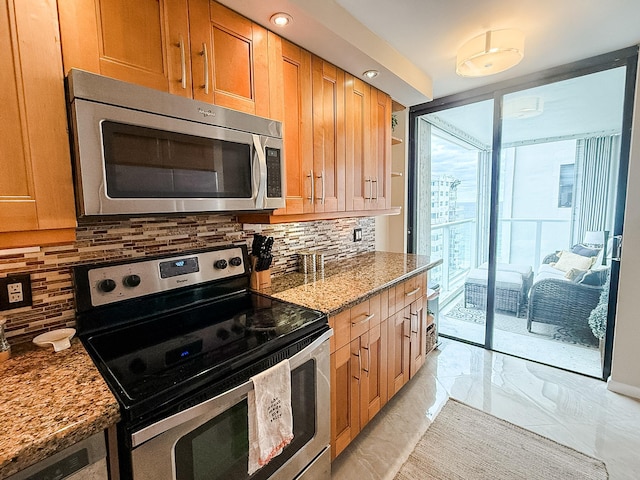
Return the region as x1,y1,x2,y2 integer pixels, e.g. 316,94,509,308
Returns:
201,43,209,94
352,313,375,326
372,177,378,200
612,234,623,261
316,171,325,204
353,351,361,380
365,177,372,200
178,35,186,89
361,345,370,375
405,287,421,297
307,170,315,204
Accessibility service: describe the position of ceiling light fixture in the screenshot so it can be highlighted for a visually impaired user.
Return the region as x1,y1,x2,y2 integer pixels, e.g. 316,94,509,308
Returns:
456,29,524,77
363,70,379,79
270,12,293,27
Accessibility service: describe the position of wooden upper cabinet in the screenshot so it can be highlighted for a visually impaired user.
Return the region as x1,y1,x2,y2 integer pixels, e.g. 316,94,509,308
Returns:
273,40,313,215
58,0,192,97
0,0,76,247
345,74,371,211
312,56,345,213
189,0,271,116
370,87,392,209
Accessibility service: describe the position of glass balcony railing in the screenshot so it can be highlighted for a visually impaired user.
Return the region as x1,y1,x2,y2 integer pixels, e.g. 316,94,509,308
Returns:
431,217,571,306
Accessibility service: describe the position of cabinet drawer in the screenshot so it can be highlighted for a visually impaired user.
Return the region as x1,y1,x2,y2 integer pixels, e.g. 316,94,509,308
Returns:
330,309,351,353
350,299,372,339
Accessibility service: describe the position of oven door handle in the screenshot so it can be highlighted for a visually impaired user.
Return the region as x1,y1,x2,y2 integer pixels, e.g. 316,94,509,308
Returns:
131,328,333,448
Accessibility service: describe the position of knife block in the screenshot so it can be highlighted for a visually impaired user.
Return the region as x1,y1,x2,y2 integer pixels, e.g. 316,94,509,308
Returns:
249,256,271,291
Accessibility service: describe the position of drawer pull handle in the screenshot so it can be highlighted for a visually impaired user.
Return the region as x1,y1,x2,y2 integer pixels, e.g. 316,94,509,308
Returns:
405,287,421,297
352,313,375,326
353,350,361,380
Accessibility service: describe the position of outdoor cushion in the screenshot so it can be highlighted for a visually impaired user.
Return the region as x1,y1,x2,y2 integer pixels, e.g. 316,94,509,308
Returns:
575,268,609,286
571,244,601,257
552,250,596,272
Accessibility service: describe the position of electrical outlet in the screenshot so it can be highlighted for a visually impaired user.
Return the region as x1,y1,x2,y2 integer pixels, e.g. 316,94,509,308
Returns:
0,274,32,311
353,228,363,242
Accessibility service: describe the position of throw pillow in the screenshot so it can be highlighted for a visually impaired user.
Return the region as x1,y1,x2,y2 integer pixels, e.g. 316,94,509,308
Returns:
571,244,601,258
553,250,596,273
577,268,610,286
565,268,587,280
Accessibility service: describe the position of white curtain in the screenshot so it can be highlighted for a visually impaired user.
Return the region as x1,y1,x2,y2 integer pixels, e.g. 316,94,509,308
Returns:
572,135,621,244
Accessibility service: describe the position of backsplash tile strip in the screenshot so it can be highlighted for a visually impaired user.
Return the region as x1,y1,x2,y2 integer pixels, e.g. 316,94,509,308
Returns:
0,215,375,344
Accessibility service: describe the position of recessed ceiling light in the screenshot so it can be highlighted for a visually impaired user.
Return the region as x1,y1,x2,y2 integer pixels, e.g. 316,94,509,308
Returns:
363,70,379,79
270,12,293,27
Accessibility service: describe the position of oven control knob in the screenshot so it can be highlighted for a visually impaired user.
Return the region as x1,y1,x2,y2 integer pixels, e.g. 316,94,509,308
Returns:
214,259,228,270
98,279,117,293
229,256,242,267
123,274,141,288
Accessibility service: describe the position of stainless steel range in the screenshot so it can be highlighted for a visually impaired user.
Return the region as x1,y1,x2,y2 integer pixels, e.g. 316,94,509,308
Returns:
73,245,331,480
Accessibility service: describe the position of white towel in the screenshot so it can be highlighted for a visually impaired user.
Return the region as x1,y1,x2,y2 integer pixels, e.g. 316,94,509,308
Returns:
247,359,294,475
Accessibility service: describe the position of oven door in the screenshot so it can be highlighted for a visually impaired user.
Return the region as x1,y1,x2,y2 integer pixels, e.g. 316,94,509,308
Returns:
128,331,331,480
70,99,284,216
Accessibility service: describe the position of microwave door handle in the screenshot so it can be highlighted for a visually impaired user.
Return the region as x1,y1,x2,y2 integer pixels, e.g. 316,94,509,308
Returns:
253,135,267,209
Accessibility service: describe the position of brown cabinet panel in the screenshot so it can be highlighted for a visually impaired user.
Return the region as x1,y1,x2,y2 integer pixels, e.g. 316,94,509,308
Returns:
0,0,76,245
409,296,427,377
370,88,392,209
275,40,313,215
331,341,360,460
190,1,270,115
59,0,191,97
312,56,345,213
360,321,387,428
345,74,370,211
387,310,410,399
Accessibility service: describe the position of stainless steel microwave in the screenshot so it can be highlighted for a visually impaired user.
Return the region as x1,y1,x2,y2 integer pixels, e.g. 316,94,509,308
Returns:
66,69,285,217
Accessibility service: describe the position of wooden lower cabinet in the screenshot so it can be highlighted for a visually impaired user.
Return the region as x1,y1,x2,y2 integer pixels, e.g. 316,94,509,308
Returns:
330,273,430,460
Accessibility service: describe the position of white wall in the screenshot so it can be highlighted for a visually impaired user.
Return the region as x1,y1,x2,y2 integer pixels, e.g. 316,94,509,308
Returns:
608,62,640,399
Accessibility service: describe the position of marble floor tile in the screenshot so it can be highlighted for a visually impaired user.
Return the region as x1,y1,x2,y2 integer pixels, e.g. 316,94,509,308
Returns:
331,338,640,480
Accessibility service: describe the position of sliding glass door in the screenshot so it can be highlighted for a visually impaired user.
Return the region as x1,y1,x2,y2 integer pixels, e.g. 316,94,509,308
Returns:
414,100,492,345
409,49,637,379
493,68,627,376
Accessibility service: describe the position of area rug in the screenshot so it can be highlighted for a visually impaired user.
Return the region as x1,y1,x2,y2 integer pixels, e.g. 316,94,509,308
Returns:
394,399,608,480
445,299,598,348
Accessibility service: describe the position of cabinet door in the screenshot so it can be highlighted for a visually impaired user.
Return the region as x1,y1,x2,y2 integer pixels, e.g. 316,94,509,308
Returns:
58,0,191,97
274,40,313,215
331,340,360,460
312,56,345,213
345,73,371,211
189,0,270,115
409,296,427,377
370,87,392,209
0,0,76,246
387,311,410,399
360,321,388,428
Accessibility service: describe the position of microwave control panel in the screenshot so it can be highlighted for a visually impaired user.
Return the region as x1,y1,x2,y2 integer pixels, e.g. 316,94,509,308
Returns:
265,147,282,198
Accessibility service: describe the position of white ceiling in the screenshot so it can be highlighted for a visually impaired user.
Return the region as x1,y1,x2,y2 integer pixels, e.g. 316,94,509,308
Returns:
220,0,640,106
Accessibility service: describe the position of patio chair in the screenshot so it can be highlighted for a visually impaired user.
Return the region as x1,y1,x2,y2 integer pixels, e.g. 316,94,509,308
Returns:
527,251,607,333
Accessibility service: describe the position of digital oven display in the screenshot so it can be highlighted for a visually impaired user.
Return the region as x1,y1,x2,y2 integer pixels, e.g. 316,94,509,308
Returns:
159,257,200,278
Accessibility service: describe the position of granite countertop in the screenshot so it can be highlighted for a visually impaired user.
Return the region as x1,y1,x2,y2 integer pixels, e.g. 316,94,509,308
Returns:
0,339,120,479
267,251,441,314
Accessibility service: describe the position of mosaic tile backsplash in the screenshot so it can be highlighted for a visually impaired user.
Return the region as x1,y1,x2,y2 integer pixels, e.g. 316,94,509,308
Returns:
0,215,375,344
